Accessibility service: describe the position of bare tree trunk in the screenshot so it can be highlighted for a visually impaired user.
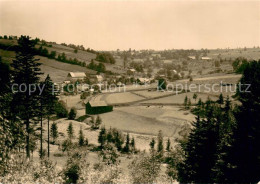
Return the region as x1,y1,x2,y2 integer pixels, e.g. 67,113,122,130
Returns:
40,114,43,158
47,115,50,158
26,119,30,159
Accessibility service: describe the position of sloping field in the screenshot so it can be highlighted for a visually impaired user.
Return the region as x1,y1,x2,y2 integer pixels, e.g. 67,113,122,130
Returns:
41,44,96,63
99,106,194,137
38,56,96,82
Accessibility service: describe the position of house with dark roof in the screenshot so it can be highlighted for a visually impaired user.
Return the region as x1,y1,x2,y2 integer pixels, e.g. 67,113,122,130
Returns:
85,100,113,114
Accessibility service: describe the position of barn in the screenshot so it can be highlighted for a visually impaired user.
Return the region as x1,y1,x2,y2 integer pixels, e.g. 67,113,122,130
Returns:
67,72,86,81
85,101,113,114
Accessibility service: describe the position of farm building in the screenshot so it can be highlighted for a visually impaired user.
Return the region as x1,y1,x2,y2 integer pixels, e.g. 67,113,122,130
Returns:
85,101,113,114
201,57,212,60
67,72,86,81
127,68,136,75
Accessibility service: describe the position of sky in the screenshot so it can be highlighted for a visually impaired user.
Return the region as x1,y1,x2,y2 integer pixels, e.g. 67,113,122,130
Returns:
0,0,259,51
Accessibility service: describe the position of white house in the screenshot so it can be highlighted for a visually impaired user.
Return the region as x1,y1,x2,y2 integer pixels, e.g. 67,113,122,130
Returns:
188,56,196,60
201,57,212,60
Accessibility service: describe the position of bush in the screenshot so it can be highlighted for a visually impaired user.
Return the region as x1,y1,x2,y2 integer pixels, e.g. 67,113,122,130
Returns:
128,153,161,183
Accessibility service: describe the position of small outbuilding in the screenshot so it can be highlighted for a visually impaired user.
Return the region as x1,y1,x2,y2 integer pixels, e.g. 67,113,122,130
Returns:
85,101,113,114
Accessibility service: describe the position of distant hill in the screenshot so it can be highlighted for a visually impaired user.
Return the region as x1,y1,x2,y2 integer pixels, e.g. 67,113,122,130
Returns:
0,38,125,82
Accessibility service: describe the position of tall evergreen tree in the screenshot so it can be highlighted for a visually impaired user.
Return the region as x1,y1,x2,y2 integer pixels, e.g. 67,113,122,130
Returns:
11,36,42,158
67,122,74,140
98,126,106,149
178,104,220,183
50,122,59,144
217,60,260,183
42,75,58,157
78,127,84,146
123,133,130,153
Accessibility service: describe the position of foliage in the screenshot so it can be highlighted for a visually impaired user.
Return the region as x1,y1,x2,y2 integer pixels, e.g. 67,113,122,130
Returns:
87,60,106,73
96,52,116,64
99,143,119,165
129,152,161,183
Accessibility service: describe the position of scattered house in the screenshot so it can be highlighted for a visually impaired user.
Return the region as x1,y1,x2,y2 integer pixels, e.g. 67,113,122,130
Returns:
188,56,196,60
127,68,136,75
151,53,161,58
137,77,150,85
116,82,124,87
89,74,104,83
85,100,113,114
133,58,144,62
201,57,212,60
67,72,86,81
172,70,177,74
162,60,172,64
63,80,71,84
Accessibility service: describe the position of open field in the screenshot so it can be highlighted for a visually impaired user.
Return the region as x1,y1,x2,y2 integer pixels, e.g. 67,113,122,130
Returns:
98,106,193,137
103,92,145,104
141,92,218,105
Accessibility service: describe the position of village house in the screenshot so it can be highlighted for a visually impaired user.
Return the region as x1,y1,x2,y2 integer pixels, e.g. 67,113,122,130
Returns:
201,56,212,60
67,72,86,81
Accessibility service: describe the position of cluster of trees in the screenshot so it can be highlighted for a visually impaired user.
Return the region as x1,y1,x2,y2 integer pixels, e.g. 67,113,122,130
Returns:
96,52,116,64
87,60,106,73
232,57,249,74
61,122,89,152
0,36,69,164
129,61,144,72
168,60,260,183
98,127,136,154
0,35,15,40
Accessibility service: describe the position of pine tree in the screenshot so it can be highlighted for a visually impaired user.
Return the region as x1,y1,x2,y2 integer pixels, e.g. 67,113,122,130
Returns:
217,93,224,105
217,60,260,183
68,108,77,120
193,93,198,103
11,36,42,158
166,138,171,152
42,75,58,157
150,138,155,150
78,127,84,146
178,105,220,183
130,137,135,152
184,95,188,109
50,122,58,144
157,130,164,158
98,126,106,149
95,115,102,128
67,122,74,140
123,133,130,153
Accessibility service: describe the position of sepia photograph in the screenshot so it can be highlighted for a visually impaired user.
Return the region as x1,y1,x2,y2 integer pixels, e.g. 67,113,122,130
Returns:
0,0,260,183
